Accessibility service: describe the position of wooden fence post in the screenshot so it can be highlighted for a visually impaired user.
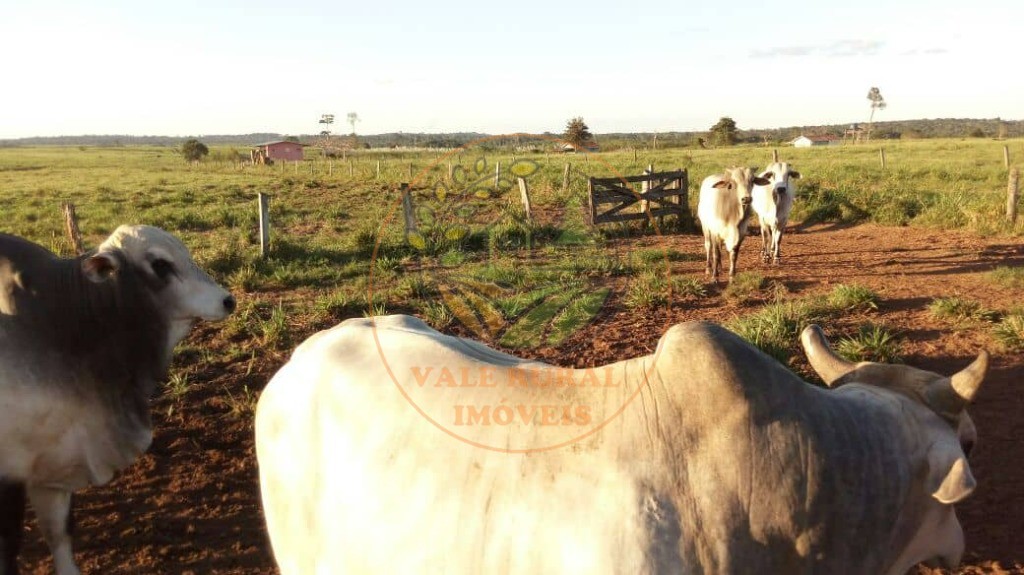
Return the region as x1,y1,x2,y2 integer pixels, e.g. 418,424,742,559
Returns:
562,163,570,191
1008,167,1020,223
60,202,84,255
408,163,414,180
329,161,333,176
640,164,653,224
633,148,637,162
401,184,417,241
349,160,354,177
879,148,887,169
1004,145,1011,169
293,162,298,175
517,177,533,223
494,161,501,187
447,162,454,181
772,149,779,163
376,160,381,180
257,193,271,258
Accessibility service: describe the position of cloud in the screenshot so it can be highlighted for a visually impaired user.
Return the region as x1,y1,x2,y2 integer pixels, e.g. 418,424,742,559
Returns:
751,40,884,59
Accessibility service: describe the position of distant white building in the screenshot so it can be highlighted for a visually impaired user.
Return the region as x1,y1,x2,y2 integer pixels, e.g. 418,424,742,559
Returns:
790,135,841,147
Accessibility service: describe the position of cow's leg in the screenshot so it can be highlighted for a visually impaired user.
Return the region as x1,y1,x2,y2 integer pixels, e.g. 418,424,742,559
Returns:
711,240,721,283
728,244,740,280
760,225,771,263
0,481,27,575
26,487,78,575
703,230,713,278
773,229,784,265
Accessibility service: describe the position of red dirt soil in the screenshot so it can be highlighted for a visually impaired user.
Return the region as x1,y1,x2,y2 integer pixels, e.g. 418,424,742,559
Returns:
16,223,1024,574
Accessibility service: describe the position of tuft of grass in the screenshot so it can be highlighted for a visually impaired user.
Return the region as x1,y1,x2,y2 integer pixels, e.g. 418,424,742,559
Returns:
547,289,609,346
222,384,258,420
257,303,290,349
625,271,670,310
835,323,903,363
928,296,998,323
992,313,1024,351
673,277,707,299
827,284,879,311
727,299,826,363
419,301,455,330
165,372,191,401
986,266,1024,289
722,272,765,302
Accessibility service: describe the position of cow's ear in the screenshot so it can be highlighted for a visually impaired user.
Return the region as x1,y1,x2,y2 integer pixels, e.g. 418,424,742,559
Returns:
789,171,801,179
752,176,771,186
83,252,120,283
712,179,730,189
927,442,976,504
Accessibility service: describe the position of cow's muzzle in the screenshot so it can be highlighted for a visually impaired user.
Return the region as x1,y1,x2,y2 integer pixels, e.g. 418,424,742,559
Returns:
741,197,752,206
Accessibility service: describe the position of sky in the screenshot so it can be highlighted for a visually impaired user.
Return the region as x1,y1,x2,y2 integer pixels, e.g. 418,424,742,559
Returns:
1,0,1022,139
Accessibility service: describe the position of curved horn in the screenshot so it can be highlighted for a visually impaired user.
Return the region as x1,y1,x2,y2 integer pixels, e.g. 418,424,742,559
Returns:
925,351,988,415
951,350,988,402
800,325,855,387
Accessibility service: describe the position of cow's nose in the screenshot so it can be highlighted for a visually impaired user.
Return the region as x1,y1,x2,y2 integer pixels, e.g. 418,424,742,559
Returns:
741,197,752,206
223,295,237,313
777,186,787,194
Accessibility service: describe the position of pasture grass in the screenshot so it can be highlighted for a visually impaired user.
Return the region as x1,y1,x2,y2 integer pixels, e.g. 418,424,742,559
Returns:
722,272,765,302
992,312,1024,351
928,296,999,324
1,138,1021,358
827,284,880,311
835,323,903,363
986,266,1024,289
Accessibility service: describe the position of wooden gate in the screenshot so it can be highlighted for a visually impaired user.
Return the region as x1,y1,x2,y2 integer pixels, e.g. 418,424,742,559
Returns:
587,169,689,227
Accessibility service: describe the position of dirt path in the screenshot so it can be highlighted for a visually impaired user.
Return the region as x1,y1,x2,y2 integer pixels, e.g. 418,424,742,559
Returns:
17,223,1024,574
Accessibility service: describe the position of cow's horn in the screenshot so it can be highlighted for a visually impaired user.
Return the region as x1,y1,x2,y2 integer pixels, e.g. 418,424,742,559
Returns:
800,325,855,387
930,351,988,411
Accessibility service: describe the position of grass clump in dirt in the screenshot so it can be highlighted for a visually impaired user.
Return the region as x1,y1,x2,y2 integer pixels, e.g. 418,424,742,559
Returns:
992,312,1024,351
928,296,998,323
722,272,765,303
835,323,903,363
726,299,826,363
827,284,880,311
986,266,1024,289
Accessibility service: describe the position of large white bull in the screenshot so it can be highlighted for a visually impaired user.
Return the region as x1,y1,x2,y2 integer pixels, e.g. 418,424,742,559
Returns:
0,225,234,575
697,167,770,282
751,162,801,264
255,315,986,575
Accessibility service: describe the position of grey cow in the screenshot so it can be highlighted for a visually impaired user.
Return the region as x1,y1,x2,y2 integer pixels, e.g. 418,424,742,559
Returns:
256,315,985,574
0,225,234,575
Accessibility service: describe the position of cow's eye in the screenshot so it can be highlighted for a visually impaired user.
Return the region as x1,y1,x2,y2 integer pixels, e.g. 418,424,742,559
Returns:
151,258,174,280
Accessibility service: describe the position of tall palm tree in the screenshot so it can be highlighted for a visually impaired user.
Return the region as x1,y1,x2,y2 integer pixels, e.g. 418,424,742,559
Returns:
866,87,887,142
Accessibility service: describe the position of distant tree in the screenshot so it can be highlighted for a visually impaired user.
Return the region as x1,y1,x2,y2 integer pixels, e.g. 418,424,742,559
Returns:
563,117,593,151
180,138,209,163
708,117,738,146
969,127,986,138
866,87,887,141
319,113,335,138
347,112,360,135
284,135,300,143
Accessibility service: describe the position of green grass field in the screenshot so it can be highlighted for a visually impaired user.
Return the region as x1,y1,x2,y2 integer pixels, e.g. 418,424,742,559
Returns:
1,137,1021,357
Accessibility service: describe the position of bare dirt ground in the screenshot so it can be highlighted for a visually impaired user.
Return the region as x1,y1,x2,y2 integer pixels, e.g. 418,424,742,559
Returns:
17,222,1024,574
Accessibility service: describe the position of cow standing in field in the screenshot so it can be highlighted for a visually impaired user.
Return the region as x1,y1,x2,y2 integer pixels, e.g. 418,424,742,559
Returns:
0,225,235,575
256,314,986,574
697,167,770,282
751,162,801,264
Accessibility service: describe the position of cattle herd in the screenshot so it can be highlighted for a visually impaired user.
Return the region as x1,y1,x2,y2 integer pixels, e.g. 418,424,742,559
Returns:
0,163,996,574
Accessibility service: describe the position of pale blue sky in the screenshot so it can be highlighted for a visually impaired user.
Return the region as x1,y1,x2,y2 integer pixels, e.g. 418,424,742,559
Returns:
2,0,1021,138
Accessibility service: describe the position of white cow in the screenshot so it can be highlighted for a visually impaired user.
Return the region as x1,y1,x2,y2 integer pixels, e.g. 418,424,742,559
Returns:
0,225,235,575
751,162,801,264
697,167,770,282
256,315,986,575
